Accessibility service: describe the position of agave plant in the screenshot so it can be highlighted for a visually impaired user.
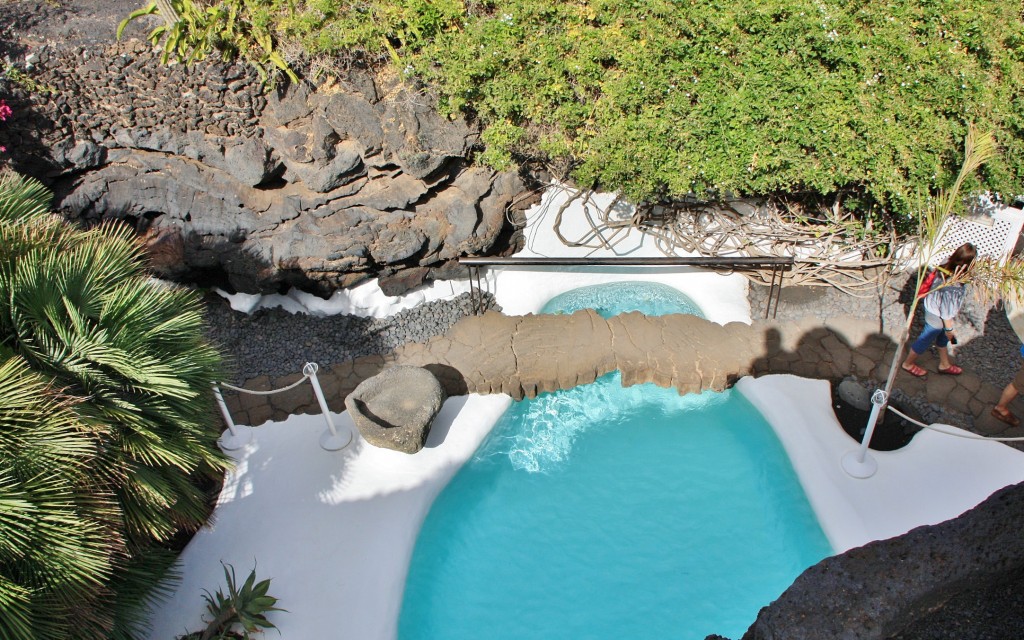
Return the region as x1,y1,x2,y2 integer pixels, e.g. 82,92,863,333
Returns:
0,173,228,638
179,564,283,640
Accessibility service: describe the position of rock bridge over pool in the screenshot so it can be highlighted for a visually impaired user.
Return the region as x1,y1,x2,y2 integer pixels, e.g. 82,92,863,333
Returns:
223,309,1013,440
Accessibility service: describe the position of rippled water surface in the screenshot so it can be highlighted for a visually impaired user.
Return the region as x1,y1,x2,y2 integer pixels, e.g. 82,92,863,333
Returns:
541,280,703,318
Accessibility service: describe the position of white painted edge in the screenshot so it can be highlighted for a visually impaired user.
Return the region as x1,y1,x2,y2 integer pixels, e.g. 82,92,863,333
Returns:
735,374,1024,553
147,185,1024,638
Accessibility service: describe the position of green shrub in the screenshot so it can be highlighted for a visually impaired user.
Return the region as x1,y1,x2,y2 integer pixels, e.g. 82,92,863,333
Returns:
277,0,465,59
123,0,1024,228
277,0,1023,229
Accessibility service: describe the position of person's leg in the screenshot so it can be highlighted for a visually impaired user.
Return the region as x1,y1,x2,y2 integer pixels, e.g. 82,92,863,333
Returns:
904,325,941,374
934,332,955,371
992,366,1024,426
995,383,1018,414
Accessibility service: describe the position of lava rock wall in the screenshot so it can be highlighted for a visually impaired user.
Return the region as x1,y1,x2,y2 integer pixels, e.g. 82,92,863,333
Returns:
0,38,535,295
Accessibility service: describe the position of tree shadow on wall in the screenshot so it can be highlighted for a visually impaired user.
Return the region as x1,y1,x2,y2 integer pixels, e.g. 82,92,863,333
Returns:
751,326,924,450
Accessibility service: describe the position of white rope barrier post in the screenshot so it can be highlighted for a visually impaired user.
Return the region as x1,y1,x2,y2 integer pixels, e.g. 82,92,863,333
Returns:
304,362,354,452
841,388,886,479
213,384,252,451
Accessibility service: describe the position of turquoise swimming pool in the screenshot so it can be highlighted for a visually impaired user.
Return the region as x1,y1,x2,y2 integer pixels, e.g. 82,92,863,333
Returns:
398,282,831,639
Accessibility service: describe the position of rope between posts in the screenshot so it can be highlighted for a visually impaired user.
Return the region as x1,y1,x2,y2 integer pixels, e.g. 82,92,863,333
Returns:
214,363,351,452
217,373,311,395
887,405,1024,442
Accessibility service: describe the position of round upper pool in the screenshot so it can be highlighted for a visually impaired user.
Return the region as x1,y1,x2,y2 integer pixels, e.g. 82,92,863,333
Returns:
540,280,704,318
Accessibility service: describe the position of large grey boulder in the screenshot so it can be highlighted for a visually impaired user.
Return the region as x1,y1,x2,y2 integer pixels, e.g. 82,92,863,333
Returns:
345,366,446,454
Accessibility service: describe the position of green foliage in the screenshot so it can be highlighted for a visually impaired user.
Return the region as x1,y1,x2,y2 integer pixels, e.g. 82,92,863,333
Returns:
0,171,51,221
0,173,228,639
277,0,465,60
1,64,54,95
277,0,1024,229
180,564,284,640
0,356,119,640
478,119,525,170
118,0,298,84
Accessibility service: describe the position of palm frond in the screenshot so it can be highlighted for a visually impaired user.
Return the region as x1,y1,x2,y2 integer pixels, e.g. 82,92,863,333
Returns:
108,546,181,640
0,174,53,223
0,171,228,638
0,357,121,640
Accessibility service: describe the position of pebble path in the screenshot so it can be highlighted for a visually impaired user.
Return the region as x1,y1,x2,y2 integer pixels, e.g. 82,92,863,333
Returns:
203,291,496,385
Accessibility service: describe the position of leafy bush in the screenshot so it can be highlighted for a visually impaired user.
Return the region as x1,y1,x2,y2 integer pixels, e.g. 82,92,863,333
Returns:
278,0,464,61
275,0,1023,229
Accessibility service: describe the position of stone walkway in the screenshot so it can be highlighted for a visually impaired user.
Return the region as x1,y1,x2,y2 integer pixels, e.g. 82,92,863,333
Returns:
222,308,1024,446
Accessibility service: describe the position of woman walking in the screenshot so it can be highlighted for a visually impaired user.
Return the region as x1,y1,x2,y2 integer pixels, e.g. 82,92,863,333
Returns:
901,242,977,378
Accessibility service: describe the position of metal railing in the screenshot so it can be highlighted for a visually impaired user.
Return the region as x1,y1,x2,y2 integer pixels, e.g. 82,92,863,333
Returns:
459,256,795,319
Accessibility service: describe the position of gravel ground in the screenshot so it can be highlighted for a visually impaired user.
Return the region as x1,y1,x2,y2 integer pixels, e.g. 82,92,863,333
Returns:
202,290,497,385
0,0,154,48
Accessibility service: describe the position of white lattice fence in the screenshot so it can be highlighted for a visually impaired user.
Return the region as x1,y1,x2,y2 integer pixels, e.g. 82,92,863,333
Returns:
932,206,1024,265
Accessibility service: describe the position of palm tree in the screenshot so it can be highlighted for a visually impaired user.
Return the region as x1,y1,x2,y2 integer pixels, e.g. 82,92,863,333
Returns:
0,173,229,638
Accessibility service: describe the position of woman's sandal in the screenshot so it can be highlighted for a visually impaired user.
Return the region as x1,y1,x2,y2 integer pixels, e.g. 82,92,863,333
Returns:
991,407,1021,427
938,365,963,375
901,364,928,378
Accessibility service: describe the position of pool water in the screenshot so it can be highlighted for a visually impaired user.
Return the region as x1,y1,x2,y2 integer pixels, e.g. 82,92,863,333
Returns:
542,280,703,317
398,282,832,639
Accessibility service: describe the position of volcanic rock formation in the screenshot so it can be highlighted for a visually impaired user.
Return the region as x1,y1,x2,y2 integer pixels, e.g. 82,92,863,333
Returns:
0,32,535,296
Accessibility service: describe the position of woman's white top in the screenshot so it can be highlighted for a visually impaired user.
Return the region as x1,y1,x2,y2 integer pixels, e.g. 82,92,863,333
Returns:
922,270,967,328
